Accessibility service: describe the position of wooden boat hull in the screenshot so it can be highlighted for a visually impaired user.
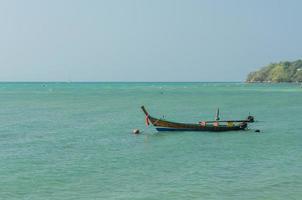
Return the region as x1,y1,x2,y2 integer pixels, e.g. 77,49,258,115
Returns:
142,106,249,132
148,115,247,132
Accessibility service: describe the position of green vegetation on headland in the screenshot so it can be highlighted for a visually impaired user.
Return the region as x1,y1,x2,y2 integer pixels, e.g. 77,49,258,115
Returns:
246,60,302,83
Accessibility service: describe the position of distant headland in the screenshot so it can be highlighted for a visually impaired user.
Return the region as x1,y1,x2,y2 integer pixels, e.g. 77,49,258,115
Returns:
246,60,302,83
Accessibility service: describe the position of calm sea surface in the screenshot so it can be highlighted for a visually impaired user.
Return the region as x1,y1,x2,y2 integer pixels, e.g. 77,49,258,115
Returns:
0,82,301,200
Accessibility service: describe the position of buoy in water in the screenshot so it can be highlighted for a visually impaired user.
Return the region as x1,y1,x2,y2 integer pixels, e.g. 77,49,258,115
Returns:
132,129,140,134
255,129,260,133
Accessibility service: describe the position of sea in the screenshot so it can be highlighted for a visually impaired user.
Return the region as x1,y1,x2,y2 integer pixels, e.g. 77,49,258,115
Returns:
0,82,301,200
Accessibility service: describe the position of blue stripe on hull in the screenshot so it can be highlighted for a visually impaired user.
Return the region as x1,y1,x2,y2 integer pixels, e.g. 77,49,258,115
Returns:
155,127,244,132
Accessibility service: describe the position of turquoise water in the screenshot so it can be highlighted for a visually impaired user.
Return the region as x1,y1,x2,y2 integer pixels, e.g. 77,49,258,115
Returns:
0,82,301,200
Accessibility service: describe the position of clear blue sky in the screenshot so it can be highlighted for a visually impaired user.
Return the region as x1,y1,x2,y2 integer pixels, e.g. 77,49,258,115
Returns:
0,0,302,82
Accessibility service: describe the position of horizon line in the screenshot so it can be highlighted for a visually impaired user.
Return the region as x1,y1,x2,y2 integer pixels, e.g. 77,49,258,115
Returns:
0,81,245,83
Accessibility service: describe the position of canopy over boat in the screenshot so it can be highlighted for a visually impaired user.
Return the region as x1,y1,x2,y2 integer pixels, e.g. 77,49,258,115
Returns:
141,106,254,132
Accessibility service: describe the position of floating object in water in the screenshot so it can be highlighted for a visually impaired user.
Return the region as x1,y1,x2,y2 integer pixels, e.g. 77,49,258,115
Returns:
132,129,140,134
255,129,260,133
141,106,255,132
247,115,255,122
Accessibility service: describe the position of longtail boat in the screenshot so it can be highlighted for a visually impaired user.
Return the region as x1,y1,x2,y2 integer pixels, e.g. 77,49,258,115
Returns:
141,106,254,132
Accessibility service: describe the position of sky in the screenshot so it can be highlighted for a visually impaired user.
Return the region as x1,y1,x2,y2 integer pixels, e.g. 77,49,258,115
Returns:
0,0,302,82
